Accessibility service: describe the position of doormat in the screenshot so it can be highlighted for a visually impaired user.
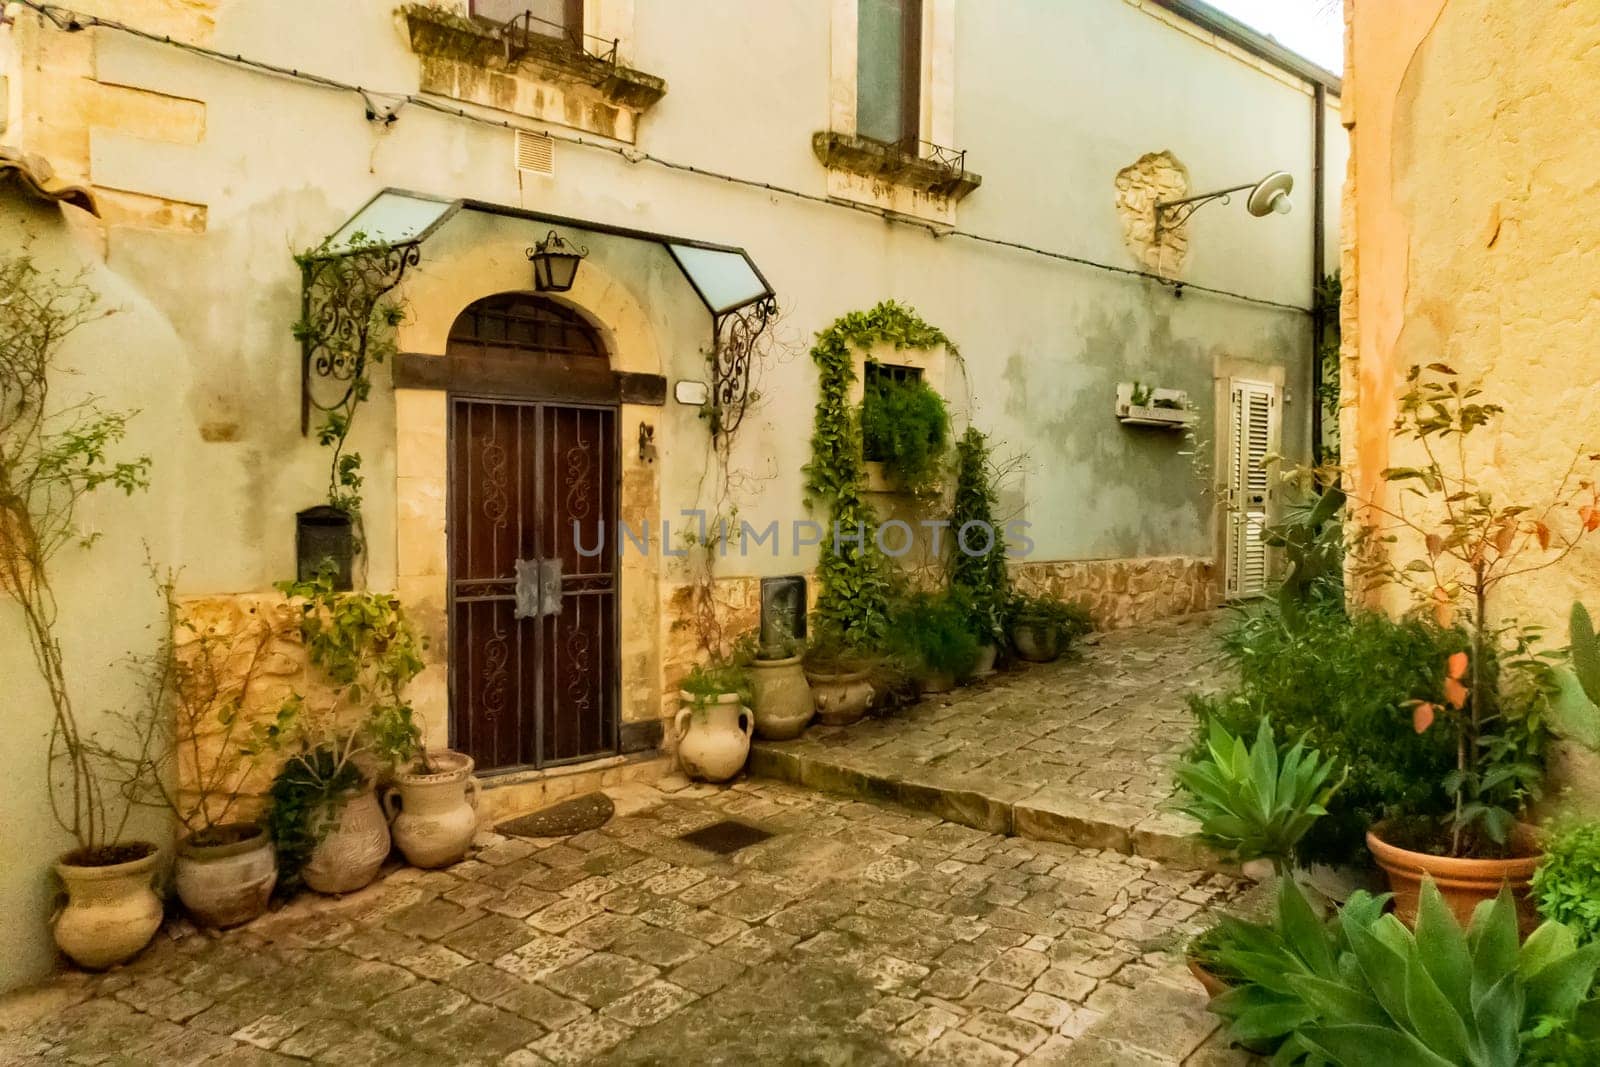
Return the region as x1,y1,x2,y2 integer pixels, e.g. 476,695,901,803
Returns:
678,819,773,855
497,792,614,838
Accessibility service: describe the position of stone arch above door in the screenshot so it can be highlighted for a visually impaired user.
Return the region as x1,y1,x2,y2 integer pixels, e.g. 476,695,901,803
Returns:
393,215,663,378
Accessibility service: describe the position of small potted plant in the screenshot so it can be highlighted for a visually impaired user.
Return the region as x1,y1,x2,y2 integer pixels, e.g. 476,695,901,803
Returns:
746,628,813,741
888,591,982,695
1006,592,1093,663
674,659,754,782
801,621,879,726
252,571,426,894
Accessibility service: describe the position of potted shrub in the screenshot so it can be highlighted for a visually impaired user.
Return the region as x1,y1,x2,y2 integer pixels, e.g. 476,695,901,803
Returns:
1327,365,1600,927
0,251,161,968
802,622,879,726
1006,592,1093,663
252,571,427,894
746,628,813,741
888,591,982,695
948,427,1011,675
104,581,285,928
860,367,950,497
674,660,754,782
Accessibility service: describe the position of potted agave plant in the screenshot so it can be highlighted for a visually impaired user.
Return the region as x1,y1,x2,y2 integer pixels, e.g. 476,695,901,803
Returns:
1172,718,1343,996
1322,365,1600,928
674,658,754,782
251,571,428,894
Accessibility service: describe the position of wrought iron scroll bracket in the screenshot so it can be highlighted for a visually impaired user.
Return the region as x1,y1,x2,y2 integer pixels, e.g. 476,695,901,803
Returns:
1153,181,1255,243
299,241,421,435
706,294,778,442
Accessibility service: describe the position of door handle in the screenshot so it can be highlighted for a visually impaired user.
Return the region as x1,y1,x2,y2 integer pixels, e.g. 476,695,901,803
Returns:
538,557,563,617
514,558,540,619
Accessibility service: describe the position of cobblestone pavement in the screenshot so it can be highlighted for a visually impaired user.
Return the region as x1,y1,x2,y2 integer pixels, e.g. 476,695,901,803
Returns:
753,612,1231,861
1,779,1255,1065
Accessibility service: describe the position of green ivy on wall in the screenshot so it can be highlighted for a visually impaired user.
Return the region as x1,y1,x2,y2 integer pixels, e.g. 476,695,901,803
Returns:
804,300,955,646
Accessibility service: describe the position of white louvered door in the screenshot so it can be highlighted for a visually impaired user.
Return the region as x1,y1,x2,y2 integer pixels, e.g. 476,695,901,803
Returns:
1225,379,1280,599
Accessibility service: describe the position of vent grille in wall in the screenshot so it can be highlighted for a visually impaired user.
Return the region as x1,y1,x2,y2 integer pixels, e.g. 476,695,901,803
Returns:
515,130,554,176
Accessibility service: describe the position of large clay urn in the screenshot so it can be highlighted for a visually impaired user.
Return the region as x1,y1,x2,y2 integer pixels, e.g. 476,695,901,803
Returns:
384,751,481,869
302,785,391,895
54,844,164,970
675,692,753,782
174,823,276,928
749,655,814,740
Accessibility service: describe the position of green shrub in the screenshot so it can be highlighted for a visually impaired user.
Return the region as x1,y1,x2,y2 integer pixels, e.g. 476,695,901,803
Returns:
679,661,752,706
1007,593,1093,638
264,743,365,895
860,371,949,495
888,591,982,679
948,427,1009,644
1533,822,1600,942
1173,718,1343,872
1190,603,1461,866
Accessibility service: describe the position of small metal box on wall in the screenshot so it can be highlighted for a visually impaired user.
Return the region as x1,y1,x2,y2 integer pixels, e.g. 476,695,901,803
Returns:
759,576,807,653
295,505,354,591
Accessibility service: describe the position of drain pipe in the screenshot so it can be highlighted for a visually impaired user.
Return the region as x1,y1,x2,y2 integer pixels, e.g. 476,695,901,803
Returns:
1310,83,1327,459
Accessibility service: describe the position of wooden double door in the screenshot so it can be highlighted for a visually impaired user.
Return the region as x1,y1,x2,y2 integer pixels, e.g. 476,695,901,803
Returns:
449,398,619,773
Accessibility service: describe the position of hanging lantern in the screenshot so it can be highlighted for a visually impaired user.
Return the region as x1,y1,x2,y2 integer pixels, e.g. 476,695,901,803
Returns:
527,230,588,292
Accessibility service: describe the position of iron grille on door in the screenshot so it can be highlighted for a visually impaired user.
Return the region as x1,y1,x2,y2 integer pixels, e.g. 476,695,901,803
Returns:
1225,379,1280,599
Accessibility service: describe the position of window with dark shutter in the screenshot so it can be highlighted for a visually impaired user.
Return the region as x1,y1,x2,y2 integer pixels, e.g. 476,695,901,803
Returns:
856,0,922,146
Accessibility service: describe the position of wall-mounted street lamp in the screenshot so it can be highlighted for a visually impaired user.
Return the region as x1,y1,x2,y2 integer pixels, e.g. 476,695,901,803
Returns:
1154,171,1294,243
527,229,588,292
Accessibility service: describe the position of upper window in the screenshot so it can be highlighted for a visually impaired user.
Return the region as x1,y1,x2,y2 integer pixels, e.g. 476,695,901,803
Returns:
856,0,921,146
472,0,584,42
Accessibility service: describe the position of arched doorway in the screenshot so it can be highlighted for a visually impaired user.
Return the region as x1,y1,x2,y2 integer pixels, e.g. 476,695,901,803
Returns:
446,293,619,773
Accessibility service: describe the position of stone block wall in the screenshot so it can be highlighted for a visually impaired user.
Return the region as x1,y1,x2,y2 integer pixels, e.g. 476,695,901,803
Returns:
1009,555,1218,630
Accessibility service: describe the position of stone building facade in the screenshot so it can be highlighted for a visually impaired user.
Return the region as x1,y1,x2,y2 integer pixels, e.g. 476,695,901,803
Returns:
0,0,1341,989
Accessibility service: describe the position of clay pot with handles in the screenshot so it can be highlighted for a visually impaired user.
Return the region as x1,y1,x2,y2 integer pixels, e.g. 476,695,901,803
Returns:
383,751,481,869
674,692,753,783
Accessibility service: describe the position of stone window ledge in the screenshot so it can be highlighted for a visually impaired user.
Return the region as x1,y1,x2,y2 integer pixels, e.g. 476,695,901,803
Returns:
400,5,666,119
811,131,982,201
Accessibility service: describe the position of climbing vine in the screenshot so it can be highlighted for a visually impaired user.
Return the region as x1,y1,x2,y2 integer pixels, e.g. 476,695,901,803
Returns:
949,427,1010,644
804,301,955,645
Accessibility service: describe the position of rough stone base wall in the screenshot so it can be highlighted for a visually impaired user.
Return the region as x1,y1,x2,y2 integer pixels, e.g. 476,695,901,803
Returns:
1009,556,1218,630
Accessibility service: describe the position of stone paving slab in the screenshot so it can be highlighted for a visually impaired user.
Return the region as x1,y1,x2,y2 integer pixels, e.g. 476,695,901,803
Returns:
752,613,1231,868
0,779,1258,1065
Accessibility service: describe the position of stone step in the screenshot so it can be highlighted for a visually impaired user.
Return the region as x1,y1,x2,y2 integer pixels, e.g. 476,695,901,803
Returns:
748,742,1224,871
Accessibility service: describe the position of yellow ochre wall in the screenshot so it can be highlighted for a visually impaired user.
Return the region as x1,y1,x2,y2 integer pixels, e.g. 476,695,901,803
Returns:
1342,0,1600,631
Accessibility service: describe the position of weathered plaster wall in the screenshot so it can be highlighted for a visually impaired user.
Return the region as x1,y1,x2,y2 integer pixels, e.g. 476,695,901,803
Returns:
1343,0,1600,630
0,198,185,993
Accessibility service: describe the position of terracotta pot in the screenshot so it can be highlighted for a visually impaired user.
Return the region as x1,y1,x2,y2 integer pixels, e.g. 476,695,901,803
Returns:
749,656,814,741
175,823,275,928
1012,621,1063,663
302,786,391,895
915,669,957,695
804,667,875,726
1186,955,1230,1000
384,751,480,869
1367,822,1542,932
674,692,754,782
54,844,163,970
974,643,998,678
